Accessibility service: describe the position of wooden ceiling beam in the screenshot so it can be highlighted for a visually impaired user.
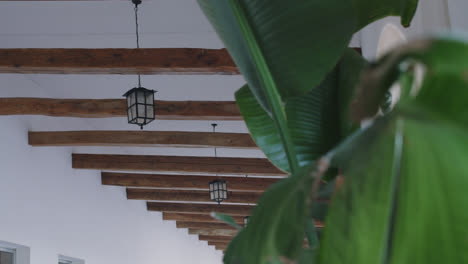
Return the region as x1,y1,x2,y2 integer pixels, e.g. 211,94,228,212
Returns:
73,154,286,176
199,235,234,242
102,172,280,192
176,221,239,230
188,228,238,237
147,202,253,216
29,130,256,148
211,242,229,251
215,245,227,251
210,239,310,249
163,213,244,224
0,98,241,120
164,213,323,228
127,188,261,204
0,48,238,75
208,241,229,247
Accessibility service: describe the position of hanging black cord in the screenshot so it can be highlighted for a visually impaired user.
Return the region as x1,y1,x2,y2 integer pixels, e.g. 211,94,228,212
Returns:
134,2,140,49
133,0,142,87
212,124,219,182
212,123,218,158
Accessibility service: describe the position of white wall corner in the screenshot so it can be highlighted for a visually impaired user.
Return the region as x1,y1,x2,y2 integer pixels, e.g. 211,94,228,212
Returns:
59,254,85,264
0,240,31,264
360,0,457,60
447,0,468,31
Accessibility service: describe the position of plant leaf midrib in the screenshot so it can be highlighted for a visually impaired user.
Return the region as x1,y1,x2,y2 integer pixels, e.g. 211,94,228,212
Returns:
227,0,299,174
380,118,404,264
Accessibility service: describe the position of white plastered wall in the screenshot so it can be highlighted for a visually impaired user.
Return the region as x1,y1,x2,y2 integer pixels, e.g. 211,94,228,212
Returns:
361,0,468,60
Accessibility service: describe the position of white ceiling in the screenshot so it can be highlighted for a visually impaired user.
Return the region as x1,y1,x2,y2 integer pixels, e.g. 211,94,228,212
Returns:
0,0,224,49
0,0,269,160
0,1,363,160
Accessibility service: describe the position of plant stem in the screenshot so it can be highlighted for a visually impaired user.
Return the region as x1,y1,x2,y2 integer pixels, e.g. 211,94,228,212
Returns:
228,0,299,174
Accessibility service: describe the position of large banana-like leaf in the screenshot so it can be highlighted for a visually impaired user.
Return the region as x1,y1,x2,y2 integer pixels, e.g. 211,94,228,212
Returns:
320,112,468,263
319,38,468,264
199,0,419,173
414,74,468,124
236,76,339,172
286,73,340,168
198,0,355,111
236,50,366,172
352,0,419,29
235,85,288,171
298,248,317,264
198,0,419,111
222,165,337,264
223,165,317,264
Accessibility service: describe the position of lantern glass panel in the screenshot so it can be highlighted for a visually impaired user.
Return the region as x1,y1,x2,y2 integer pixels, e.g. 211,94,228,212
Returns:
128,92,135,107
146,92,154,104
137,90,145,103
147,106,154,118
130,107,136,121
138,104,145,117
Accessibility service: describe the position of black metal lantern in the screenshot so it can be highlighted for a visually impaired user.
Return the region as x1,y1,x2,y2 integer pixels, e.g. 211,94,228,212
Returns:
243,216,249,226
209,179,227,204
123,87,156,129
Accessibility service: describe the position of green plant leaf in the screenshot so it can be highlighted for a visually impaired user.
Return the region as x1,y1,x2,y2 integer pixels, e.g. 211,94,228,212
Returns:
309,179,339,224
223,164,318,264
236,75,340,172
319,70,468,263
198,0,419,174
318,115,400,263
235,85,289,171
305,218,319,248
352,0,419,29
198,0,356,108
412,73,468,125
236,50,367,172
210,212,242,230
197,0,268,110
305,179,338,247
198,0,418,110
320,115,468,264
228,0,302,173
297,248,317,264
286,72,341,168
